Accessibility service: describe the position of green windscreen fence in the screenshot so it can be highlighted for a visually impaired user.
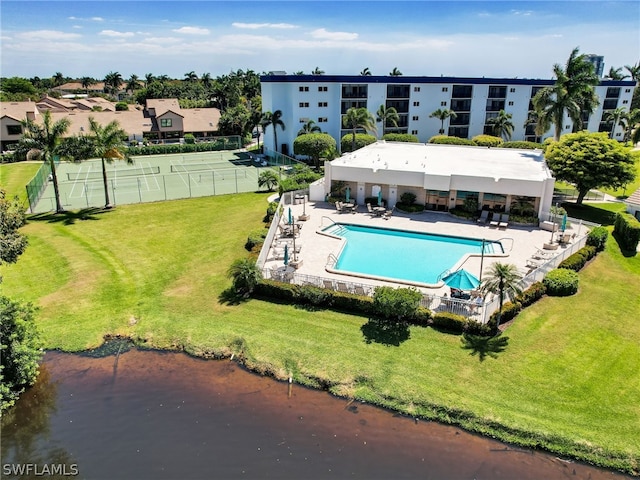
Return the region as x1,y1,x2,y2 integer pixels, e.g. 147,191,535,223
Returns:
25,158,58,212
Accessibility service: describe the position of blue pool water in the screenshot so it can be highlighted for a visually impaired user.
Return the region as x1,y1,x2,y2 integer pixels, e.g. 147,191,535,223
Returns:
324,224,502,285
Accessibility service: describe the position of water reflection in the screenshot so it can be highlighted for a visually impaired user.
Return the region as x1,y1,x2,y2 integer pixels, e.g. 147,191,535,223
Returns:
0,350,631,480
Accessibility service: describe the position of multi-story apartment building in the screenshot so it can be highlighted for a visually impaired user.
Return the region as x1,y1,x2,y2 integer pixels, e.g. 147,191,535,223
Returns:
260,74,635,155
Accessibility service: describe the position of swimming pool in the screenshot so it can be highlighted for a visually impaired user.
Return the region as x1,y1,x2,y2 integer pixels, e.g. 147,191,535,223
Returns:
323,224,503,286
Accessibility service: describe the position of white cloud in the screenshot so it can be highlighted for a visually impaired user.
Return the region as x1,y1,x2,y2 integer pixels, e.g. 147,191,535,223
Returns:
67,16,103,22
232,22,298,30
100,30,135,38
92,17,104,22
17,30,82,41
310,28,358,41
172,26,210,35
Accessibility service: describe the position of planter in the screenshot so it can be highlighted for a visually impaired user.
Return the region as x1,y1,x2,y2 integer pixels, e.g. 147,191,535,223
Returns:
543,242,559,250
298,214,310,221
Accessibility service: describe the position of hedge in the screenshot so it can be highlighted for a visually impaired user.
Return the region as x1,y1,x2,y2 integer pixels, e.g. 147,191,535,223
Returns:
340,133,377,153
543,269,579,296
471,135,503,147
501,141,543,150
427,135,476,146
558,246,596,272
613,212,640,252
586,226,609,252
381,133,419,143
128,138,239,156
515,282,546,308
489,301,522,325
431,312,468,333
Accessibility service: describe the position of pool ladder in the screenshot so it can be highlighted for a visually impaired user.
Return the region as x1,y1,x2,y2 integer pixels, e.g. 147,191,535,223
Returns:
326,253,338,268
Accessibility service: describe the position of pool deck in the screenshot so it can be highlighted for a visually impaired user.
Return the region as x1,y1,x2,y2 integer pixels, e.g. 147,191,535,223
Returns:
264,202,584,297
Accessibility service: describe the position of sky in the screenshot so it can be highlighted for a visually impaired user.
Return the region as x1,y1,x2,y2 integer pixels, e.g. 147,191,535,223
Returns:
1,1,639,81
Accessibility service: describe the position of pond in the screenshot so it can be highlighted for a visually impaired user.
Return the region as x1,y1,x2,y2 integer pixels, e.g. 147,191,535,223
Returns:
1,349,630,480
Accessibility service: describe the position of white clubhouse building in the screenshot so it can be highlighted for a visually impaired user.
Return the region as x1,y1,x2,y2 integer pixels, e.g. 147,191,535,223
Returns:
310,141,555,218
260,74,635,155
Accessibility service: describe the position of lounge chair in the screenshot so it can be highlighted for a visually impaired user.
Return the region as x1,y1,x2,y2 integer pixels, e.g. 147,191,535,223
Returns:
477,210,489,224
526,258,541,269
383,207,394,220
489,212,501,227
272,248,284,260
353,285,368,296
498,214,510,228
335,202,344,213
532,248,553,260
322,279,335,290
366,203,375,216
336,281,351,293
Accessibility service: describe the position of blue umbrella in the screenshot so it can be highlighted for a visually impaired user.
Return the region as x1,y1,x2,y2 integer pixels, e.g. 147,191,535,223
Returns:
288,207,293,225
345,186,350,203
561,214,567,232
442,269,480,291
377,190,383,207
283,244,289,265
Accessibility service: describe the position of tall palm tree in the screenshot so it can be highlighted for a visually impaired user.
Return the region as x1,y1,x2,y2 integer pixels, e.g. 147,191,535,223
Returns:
624,62,640,83
360,67,372,76
18,110,70,213
622,108,640,143
311,67,324,75
80,76,96,94
103,71,123,96
144,73,155,87
480,262,522,331
487,110,515,140
375,105,399,138
87,117,131,208
261,110,285,153
201,72,212,88
52,72,65,87
603,107,628,139
125,74,141,95
184,71,198,82
297,119,321,136
342,107,376,151
606,67,629,80
533,47,599,140
389,67,403,76
429,108,457,135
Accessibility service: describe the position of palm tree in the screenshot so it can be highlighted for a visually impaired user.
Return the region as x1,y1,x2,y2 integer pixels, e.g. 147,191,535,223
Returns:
184,71,198,82
342,107,376,151
226,258,262,296
18,110,70,213
80,77,96,94
389,67,402,76
261,110,285,153
360,67,372,76
624,62,640,82
606,67,629,80
103,71,123,96
487,110,515,140
311,67,324,75
603,107,628,139
622,108,640,143
533,47,599,140
376,105,399,138
297,119,321,136
52,72,65,87
144,73,155,87
294,71,304,75
258,170,279,192
125,74,141,95
87,117,131,208
429,108,457,135
480,262,522,331
201,72,212,88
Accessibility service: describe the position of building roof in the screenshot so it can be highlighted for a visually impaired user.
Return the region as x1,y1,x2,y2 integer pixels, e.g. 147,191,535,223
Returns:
56,82,106,92
49,110,151,137
1,101,38,121
333,141,551,182
146,99,181,116
182,108,221,132
625,187,640,207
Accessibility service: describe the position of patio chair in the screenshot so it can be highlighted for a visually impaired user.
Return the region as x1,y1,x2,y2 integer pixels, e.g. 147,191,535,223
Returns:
532,248,553,260
270,266,283,281
354,285,368,296
498,214,510,228
489,212,501,227
272,248,284,260
366,203,375,216
383,207,394,220
526,258,541,269
335,202,344,213
322,279,335,290
336,281,351,293
477,210,490,224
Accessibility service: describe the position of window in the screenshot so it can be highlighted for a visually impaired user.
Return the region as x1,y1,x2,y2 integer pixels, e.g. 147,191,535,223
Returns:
160,118,172,127
414,86,421,92
442,87,448,92
318,86,327,92
625,88,631,93
440,101,447,106
299,102,309,108
623,100,629,104
6,125,22,135
510,88,516,93
413,101,420,107
299,117,309,123
508,101,514,106
299,86,309,92
412,116,419,121
318,102,328,107
318,117,328,123
411,130,418,135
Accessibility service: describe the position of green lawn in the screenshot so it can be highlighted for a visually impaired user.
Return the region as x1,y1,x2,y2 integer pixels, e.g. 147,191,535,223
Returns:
1,163,639,474
0,161,41,205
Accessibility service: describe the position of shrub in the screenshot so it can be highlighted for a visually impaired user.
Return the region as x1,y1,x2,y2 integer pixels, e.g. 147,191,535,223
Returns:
501,141,543,150
115,101,129,111
464,319,494,336
254,279,298,302
264,201,278,223
296,285,332,307
543,269,579,296
396,203,424,213
372,286,422,320
558,251,588,272
331,290,374,314
245,228,268,252
472,134,503,147
400,192,417,205
581,245,597,260
586,226,609,252
515,282,546,308
489,301,522,325
431,312,467,334
365,196,386,207
428,135,476,146
613,212,640,252
381,133,419,143
183,133,196,144
340,133,377,152
408,306,432,326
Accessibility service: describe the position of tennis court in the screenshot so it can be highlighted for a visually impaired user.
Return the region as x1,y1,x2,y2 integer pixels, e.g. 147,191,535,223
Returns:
29,150,277,213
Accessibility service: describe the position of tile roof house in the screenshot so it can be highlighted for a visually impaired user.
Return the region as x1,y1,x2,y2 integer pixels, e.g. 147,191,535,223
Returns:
625,187,640,220
1,101,39,151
